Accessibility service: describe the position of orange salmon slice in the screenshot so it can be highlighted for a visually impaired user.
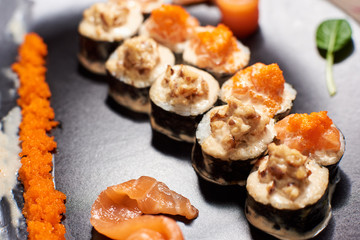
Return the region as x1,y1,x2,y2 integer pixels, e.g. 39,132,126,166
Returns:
90,176,198,239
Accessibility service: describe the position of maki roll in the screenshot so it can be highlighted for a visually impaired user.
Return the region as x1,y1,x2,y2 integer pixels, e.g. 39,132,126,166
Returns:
106,36,175,114
220,63,297,120
183,24,250,83
192,97,275,185
274,111,345,187
133,0,164,16
149,64,219,143
139,4,199,60
111,0,164,17
78,0,143,74
246,143,331,240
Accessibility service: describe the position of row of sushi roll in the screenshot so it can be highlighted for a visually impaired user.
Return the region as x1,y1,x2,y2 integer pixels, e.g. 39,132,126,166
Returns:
77,1,346,239
78,0,250,78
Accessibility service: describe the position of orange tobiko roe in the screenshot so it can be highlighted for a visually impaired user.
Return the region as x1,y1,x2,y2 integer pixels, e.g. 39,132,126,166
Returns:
195,24,239,61
150,4,199,43
275,111,341,154
230,63,285,117
12,33,66,240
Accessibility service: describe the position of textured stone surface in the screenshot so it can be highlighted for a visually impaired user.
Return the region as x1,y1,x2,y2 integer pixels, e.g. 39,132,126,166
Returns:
1,0,360,240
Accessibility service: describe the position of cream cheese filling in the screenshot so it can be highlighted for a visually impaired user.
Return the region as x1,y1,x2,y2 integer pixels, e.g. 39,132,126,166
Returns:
196,102,275,161
106,37,175,88
150,65,219,116
247,155,329,210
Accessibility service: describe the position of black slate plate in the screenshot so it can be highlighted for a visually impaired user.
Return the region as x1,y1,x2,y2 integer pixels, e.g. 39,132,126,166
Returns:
1,0,360,239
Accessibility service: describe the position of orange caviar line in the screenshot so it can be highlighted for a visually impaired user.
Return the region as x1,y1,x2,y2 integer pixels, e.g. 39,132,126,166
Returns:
12,33,66,240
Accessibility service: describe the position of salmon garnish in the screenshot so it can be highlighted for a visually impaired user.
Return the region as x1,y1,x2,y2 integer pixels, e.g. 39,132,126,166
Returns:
224,63,285,117
90,176,198,239
148,4,199,43
93,215,184,240
192,24,239,68
275,111,341,155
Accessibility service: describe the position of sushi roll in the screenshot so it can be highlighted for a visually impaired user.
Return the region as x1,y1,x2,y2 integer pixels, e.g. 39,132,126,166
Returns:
183,24,250,83
111,0,164,16
136,0,164,16
149,64,219,143
220,63,297,120
274,111,345,187
246,143,331,240
139,4,199,61
192,97,275,185
78,0,143,75
106,36,175,114
172,0,208,5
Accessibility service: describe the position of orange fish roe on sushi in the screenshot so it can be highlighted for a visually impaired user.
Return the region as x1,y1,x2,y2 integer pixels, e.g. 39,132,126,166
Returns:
195,24,238,64
275,111,342,156
221,63,296,119
139,4,199,53
183,24,250,80
275,111,345,185
12,33,66,240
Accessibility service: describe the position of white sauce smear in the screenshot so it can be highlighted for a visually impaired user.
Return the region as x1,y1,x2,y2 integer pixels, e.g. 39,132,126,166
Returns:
0,106,22,227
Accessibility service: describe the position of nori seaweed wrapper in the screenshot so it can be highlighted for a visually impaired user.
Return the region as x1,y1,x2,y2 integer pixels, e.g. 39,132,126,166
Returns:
78,34,121,74
245,187,331,239
191,139,262,186
150,100,203,143
108,72,151,114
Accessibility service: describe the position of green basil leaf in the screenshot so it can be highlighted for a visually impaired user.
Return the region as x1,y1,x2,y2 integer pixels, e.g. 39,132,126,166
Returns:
316,19,352,52
316,19,352,96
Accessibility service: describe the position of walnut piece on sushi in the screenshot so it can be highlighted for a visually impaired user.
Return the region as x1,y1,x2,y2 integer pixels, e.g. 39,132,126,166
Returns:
246,143,331,240
78,0,143,75
192,97,275,185
149,64,219,143
106,36,175,114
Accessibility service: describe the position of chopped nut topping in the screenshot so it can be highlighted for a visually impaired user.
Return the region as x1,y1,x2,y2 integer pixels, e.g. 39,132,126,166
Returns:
110,36,160,80
121,36,160,76
209,97,269,151
162,65,209,105
83,2,129,32
259,143,312,201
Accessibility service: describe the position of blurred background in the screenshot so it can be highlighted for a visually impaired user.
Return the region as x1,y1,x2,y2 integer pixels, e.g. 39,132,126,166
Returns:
330,0,360,23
